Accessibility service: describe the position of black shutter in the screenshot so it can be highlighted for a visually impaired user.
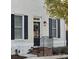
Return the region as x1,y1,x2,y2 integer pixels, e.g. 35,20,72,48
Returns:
49,18,52,38
58,20,60,38
11,14,15,40
24,15,28,39
66,31,68,46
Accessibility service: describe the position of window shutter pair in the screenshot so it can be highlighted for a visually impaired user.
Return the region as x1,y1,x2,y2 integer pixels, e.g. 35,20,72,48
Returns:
49,18,60,38
11,14,28,40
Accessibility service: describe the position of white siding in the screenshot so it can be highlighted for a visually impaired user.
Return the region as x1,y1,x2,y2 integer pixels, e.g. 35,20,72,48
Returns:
11,0,49,55
53,19,66,47
40,19,66,48
11,0,66,55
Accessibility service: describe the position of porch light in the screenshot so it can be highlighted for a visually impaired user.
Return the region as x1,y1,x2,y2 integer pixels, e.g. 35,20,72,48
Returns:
43,21,47,26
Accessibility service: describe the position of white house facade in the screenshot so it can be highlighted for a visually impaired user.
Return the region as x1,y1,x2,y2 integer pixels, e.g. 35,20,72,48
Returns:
11,0,66,56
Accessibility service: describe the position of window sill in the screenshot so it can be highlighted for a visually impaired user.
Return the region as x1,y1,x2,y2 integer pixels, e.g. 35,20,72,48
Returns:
11,39,28,42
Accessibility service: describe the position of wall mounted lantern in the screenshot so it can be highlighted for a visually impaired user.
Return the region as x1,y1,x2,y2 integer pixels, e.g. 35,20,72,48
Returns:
43,21,47,26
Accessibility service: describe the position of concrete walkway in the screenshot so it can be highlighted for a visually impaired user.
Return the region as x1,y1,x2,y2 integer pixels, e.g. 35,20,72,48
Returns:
25,54,68,59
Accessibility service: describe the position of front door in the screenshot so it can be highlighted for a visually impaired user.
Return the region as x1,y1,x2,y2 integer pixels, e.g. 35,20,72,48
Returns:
34,22,40,46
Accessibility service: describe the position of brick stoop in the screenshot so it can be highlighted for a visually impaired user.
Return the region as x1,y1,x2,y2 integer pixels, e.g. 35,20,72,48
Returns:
32,47,53,57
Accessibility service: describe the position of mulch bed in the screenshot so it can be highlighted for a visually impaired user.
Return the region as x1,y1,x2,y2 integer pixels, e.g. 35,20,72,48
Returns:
11,55,27,59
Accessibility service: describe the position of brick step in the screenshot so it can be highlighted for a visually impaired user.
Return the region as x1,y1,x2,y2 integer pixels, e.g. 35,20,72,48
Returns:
32,47,53,56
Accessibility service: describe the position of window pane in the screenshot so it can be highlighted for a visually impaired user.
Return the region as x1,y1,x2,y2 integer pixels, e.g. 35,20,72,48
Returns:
52,29,56,37
15,28,22,39
33,18,40,20
15,15,22,27
52,20,56,28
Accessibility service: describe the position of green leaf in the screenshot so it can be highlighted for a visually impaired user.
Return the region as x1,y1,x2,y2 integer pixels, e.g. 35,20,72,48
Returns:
45,0,68,25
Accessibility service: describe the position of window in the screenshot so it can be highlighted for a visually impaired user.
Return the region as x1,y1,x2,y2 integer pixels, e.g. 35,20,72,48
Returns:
33,18,40,20
11,14,28,40
49,18,60,38
52,20,56,37
14,15,22,39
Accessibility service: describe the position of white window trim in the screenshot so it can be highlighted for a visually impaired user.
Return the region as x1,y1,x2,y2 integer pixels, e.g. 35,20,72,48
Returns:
56,20,58,38
22,16,24,39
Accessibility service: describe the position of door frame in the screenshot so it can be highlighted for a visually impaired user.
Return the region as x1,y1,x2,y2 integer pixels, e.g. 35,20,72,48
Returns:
33,21,40,46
